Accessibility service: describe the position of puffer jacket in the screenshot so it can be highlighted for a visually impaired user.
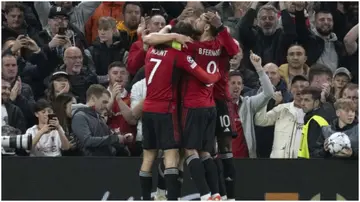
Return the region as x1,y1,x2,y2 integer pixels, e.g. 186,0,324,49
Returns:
322,119,358,159
255,101,304,158
88,36,127,76
85,2,125,43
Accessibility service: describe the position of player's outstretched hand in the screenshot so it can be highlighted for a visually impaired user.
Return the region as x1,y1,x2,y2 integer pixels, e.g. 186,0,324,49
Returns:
175,34,193,49
249,50,262,71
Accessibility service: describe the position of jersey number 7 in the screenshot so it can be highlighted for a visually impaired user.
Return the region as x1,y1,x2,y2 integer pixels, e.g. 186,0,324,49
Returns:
147,58,162,85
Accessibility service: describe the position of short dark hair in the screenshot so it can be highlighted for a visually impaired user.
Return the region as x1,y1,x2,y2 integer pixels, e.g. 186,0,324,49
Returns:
229,70,243,79
301,86,322,101
171,21,197,38
315,9,333,18
287,44,306,55
4,3,25,14
2,53,17,61
123,2,142,14
34,99,52,113
308,63,333,83
108,61,126,71
291,75,308,85
86,84,111,102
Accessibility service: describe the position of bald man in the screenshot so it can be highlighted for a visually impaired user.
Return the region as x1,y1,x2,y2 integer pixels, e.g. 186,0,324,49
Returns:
53,46,98,103
246,62,292,157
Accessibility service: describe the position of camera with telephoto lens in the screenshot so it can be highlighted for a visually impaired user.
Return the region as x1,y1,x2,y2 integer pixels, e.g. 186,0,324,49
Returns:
1,135,32,155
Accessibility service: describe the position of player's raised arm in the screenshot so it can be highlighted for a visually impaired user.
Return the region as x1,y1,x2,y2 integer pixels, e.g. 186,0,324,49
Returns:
177,52,221,84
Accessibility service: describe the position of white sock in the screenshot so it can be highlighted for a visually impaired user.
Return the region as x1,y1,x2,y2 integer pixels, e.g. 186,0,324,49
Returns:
221,195,228,200
227,199,235,201
156,188,166,196
200,193,211,201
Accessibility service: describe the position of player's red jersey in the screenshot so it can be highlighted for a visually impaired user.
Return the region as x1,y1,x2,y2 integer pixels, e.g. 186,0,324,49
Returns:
143,47,221,113
181,41,222,108
214,27,240,101
180,27,239,107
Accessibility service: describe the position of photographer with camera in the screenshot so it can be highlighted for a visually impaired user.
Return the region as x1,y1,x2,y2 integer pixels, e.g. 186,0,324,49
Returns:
25,99,70,157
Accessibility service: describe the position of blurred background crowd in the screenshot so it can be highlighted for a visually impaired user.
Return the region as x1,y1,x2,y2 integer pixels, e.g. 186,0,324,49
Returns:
1,1,358,159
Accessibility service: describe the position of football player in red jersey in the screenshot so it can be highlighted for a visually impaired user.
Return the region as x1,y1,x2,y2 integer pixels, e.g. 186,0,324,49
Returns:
143,8,239,201
139,21,221,201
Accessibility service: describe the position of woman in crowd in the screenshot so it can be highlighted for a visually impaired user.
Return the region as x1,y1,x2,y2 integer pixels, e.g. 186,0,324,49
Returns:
26,99,70,157
52,93,81,156
45,71,76,104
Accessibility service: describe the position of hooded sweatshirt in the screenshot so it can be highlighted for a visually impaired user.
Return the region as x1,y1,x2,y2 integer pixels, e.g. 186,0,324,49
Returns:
311,28,339,72
71,106,124,156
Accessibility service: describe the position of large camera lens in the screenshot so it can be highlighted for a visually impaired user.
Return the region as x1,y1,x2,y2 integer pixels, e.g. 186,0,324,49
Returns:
2,135,32,151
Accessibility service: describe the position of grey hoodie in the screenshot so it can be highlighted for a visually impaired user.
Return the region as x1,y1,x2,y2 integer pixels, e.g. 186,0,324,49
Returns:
71,105,122,156
312,28,339,72
239,70,274,158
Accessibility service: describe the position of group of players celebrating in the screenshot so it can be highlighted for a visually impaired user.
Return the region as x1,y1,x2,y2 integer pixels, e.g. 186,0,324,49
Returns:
139,7,262,201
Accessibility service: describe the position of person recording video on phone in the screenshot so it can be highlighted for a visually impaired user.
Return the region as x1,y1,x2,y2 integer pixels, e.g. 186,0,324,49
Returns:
37,6,88,71
25,99,70,157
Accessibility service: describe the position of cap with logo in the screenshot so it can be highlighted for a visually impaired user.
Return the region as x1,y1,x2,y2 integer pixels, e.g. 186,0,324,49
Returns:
333,67,352,80
48,6,69,19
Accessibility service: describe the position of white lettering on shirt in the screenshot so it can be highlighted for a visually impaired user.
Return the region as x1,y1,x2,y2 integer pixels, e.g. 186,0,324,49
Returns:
198,48,221,56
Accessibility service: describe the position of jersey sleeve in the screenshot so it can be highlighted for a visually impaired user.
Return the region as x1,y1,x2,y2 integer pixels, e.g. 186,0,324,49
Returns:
216,26,239,57
176,52,221,84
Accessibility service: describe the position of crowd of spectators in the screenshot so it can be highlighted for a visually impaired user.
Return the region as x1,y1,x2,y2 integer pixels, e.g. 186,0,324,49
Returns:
1,1,358,159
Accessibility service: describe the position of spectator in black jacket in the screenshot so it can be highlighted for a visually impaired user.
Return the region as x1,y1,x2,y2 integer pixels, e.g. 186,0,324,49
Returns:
115,2,142,51
2,36,49,100
37,6,89,72
238,2,296,72
301,86,336,158
72,84,132,156
295,4,347,72
322,98,358,159
2,54,36,128
49,47,98,104
1,78,27,134
2,3,40,45
309,63,336,104
88,16,127,85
